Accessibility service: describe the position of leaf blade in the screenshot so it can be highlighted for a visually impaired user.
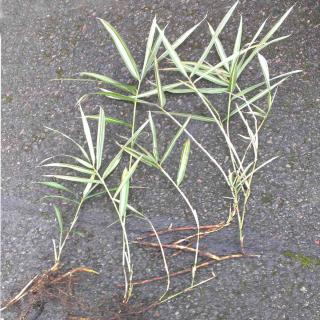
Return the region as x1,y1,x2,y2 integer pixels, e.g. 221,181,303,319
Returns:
98,18,140,80
177,139,191,186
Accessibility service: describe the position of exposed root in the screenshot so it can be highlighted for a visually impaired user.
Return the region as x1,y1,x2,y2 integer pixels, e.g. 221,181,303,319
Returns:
136,222,226,241
1,263,98,319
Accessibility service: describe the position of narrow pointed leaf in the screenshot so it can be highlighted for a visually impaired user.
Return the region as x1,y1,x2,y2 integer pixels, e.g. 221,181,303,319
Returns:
86,115,131,127
192,2,238,76
154,58,166,107
96,89,138,103
98,18,140,80
96,107,106,170
122,146,158,167
37,181,73,194
158,17,205,62
102,153,122,179
53,205,63,234
161,117,191,164
41,195,79,205
114,157,141,198
157,26,188,78
119,168,130,219
80,107,95,166
177,139,191,186
238,6,293,76
44,175,101,184
80,72,136,94
258,54,270,89
149,112,159,161
141,16,157,79
41,163,94,175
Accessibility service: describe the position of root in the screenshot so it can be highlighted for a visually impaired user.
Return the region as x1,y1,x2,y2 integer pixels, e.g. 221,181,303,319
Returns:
1,263,98,319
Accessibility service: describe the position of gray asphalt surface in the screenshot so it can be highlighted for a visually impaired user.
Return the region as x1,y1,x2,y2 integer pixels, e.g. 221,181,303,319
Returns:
1,0,320,319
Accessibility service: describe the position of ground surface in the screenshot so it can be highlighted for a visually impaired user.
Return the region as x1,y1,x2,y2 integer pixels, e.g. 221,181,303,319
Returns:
1,0,320,319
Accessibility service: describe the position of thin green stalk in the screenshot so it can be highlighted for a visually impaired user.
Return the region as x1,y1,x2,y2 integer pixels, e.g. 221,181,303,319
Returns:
57,197,85,262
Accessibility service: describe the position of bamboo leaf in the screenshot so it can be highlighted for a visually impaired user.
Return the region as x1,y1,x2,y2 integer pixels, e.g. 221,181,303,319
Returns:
44,175,101,184
96,107,106,170
177,139,191,186
95,89,138,103
119,168,130,219
161,117,191,164
157,26,188,78
37,181,73,194
41,163,95,175
158,17,205,62
41,195,79,205
80,72,136,94
141,16,157,79
154,58,166,107
53,205,63,234
83,174,95,197
191,2,238,76
98,18,140,80
80,106,95,166
122,146,158,168
149,112,159,161
86,115,131,127
258,53,270,89
102,153,122,179
114,157,141,198
238,6,293,76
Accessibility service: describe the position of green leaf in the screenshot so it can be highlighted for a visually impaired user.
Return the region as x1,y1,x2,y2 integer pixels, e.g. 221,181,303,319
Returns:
41,195,79,205
191,2,238,76
177,139,191,186
41,163,95,175
225,78,288,121
96,107,106,170
141,16,157,79
160,117,191,164
238,6,293,76
86,115,131,127
229,16,243,92
209,24,229,72
114,157,141,198
157,26,188,78
83,174,95,197
37,181,73,194
80,106,95,166
44,175,101,184
98,18,140,80
80,72,136,94
143,25,167,76
158,17,205,62
149,112,159,162
258,54,270,89
95,89,138,103
102,153,122,179
53,205,63,234
122,146,158,168
154,58,166,107
119,168,130,219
